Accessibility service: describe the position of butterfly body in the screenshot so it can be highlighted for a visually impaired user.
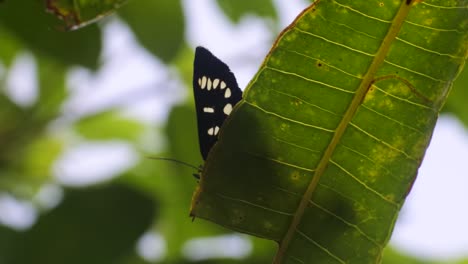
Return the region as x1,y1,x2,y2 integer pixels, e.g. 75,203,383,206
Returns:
193,47,243,160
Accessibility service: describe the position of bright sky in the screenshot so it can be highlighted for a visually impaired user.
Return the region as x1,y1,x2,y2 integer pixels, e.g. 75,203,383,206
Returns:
1,0,467,261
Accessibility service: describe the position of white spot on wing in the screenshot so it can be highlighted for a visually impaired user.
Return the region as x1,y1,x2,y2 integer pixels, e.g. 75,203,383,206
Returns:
220,81,226,89
207,78,212,90
201,76,207,89
203,107,215,113
198,78,202,87
224,88,231,98
208,126,220,136
223,103,233,115
213,79,220,89
207,127,214,136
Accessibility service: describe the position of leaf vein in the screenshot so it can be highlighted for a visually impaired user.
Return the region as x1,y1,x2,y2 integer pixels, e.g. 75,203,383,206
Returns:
333,0,392,23
373,85,435,110
405,20,464,33
339,144,404,182
309,200,382,247
294,28,375,57
285,49,365,79
245,101,336,132
383,59,449,82
295,229,347,264
266,66,356,94
267,86,340,116
361,104,425,135
316,13,379,39
421,2,468,9
271,135,322,154
349,122,418,161
318,182,369,212
288,256,305,263
329,159,399,206
274,186,301,197
245,151,316,173
216,193,294,216
396,37,464,58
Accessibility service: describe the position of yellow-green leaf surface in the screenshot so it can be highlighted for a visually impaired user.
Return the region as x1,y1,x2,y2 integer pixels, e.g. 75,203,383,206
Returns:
47,0,128,30
217,0,277,23
191,0,468,263
75,111,145,141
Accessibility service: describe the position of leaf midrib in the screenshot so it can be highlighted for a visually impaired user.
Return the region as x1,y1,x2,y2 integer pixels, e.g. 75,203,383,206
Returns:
273,1,416,263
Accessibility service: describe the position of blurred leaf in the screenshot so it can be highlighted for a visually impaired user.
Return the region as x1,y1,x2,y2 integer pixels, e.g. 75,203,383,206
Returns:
0,58,67,196
0,25,23,66
0,92,55,195
192,1,468,263
166,104,202,170
75,111,146,141
0,94,25,149
118,0,184,62
21,136,63,181
216,0,277,23
157,104,213,258
443,66,468,127
0,224,20,263
382,247,468,264
173,43,197,89
382,247,437,264
0,95,40,170
0,0,101,68
46,0,128,30
2,183,156,264
123,104,277,262
33,56,68,121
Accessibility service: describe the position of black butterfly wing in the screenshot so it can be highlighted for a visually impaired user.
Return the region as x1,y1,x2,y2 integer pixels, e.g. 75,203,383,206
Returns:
193,47,243,160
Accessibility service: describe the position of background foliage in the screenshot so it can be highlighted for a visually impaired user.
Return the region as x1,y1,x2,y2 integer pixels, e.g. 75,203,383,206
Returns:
0,0,466,263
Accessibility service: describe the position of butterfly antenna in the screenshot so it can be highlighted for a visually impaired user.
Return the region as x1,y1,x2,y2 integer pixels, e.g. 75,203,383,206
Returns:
147,157,200,171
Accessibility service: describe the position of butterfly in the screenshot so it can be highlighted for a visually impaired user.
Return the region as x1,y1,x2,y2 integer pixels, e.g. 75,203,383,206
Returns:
193,47,243,160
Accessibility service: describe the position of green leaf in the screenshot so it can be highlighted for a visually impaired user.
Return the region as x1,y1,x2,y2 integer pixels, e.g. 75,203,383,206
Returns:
46,0,128,30
123,105,278,262
0,0,101,68
75,111,146,141
0,224,21,263
21,136,63,181
33,56,68,121
382,247,468,264
191,1,468,263
156,104,217,258
0,25,23,66
118,0,185,62
216,0,277,23
0,94,25,146
165,104,203,171
2,184,155,264
444,65,468,127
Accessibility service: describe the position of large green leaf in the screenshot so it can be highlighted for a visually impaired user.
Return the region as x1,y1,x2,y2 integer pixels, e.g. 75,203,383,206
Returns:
191,0,468,263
